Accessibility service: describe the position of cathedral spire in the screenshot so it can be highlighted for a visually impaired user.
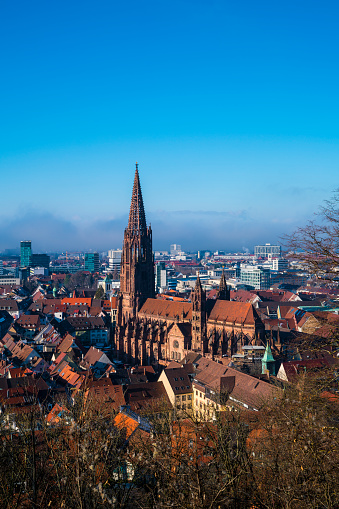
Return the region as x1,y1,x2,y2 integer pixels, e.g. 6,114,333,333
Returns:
127,162,147,234
217,267,230,300
194,271,202,292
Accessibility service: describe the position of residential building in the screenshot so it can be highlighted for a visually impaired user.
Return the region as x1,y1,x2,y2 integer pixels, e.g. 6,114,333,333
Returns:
158,365,193,413
20,240,32,268
84,252,99,273
0,299,20,319
192,356,281,417
66,316,110,348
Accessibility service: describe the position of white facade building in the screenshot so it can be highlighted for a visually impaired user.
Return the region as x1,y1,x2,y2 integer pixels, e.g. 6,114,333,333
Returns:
108,249,122,275
170,244,182,256
240,264,271,290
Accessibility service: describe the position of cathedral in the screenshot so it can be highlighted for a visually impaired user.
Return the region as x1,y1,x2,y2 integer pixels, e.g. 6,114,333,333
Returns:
116,165,265,366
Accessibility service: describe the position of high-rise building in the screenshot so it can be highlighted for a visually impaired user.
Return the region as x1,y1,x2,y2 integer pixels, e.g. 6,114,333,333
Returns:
84,252,100,273
108,249,122,276
20,241,32,268
156,262,167,291
254,244,281,258
0,260,3,275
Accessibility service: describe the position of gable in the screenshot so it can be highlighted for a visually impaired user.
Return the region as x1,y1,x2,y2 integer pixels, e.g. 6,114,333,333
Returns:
208,300,256,325
139,298,192,320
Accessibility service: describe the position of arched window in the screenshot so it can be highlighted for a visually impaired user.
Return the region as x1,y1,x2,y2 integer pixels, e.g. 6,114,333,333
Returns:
173,340,179,349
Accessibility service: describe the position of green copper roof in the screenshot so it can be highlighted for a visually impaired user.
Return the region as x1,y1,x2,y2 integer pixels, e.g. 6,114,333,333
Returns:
262,343,275,363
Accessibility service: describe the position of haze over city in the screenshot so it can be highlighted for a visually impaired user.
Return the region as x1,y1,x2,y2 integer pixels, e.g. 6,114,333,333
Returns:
1,0,339,252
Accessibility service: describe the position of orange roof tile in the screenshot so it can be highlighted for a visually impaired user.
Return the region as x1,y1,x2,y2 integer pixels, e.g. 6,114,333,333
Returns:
113,413,139,439
61,297,92,306
209,300,257,325
139,298,192,320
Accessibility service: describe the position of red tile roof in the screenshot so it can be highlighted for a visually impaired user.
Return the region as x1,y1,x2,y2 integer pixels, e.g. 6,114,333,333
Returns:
16,314,40,328
139,298,192,320
61,297,92,306
113,412,140,439
193,357,280,408
208,301,257,325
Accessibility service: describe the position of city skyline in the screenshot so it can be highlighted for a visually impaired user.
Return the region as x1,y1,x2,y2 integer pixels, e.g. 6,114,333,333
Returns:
1,1,338,252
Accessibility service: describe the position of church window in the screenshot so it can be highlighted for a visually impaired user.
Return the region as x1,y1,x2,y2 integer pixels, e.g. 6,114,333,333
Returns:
173,340,179,348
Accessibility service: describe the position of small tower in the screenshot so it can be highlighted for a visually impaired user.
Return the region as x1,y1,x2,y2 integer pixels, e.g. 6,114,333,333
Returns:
191,274,206,351
261,342,276,376
217,268,230,300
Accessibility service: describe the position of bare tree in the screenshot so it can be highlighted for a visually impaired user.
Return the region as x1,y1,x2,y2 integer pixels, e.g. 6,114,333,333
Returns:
284,189,339,279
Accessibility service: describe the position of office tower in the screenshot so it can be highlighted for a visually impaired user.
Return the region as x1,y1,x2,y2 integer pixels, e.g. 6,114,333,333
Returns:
20,241,32,268
31,253,50,269
156,262,167,290
84,252,100,273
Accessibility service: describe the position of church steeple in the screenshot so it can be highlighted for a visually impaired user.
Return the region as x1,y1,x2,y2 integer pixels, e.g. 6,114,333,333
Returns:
191,272,206,352
118,164,155,326
128,163,147,234
261,342,276,376
217,268,230,300
194,272,202,293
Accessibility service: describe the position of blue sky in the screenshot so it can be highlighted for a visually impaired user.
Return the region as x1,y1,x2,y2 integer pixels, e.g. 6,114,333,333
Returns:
1,0,338,253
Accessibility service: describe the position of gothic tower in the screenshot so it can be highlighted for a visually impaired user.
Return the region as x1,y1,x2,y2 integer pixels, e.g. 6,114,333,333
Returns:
216,268,230,300
191,274,206,351
118,164,155,324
